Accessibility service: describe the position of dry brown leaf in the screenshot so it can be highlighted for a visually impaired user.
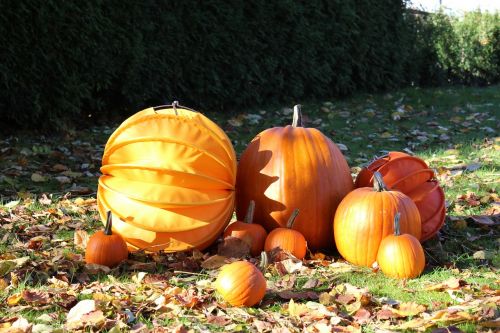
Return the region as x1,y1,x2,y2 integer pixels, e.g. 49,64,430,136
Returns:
278,290,319,300
393,302,427,317
73,229,89,250
201,255,228,270
217,237,250,258
22,290,50,305
276,258,303,274
425,278,467,291
353,308,371,324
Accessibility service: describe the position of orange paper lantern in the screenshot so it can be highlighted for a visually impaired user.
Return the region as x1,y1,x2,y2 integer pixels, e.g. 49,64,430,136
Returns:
97,103,236,252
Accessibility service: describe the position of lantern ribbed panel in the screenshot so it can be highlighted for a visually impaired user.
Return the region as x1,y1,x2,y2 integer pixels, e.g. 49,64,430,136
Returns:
97,105,236,252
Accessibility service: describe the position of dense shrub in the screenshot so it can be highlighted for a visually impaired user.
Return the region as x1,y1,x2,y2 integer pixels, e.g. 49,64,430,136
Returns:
432,11,499,84
0,1,497,131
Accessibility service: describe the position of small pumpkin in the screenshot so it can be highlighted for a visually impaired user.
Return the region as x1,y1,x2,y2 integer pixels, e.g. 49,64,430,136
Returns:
334,172,421,267
223,200,268,256
355,151,445,241
85,211,129,268
264,209,307,259
377,213,426,279
214,260,266,307
236,105,353,250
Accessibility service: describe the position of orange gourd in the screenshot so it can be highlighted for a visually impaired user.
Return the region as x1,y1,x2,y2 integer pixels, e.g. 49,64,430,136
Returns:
223,200,268,256
377,213,426,279
236,105,353,250
355,152,445,241
85,211,129,268
334,172,421,267
264,209,307,259
215,261,266,307
97,103,236,252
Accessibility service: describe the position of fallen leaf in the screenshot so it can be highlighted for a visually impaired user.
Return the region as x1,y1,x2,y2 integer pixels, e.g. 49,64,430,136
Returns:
73,229,89,250
10,316,32,333
425,278,467,291
38,194,52,205
7,293,23,306
393,302,427,317
84,263,111,274
276,259,303,274
55,176,71,184
469,214,500,226
302,278,319,289
479,318,500,328
22,290,50,305
3,200,20,209
217,237,250,258
278,290,319,300
253,320,273,333
51,163,69,172
31,173,47,182
67,299,96,323
201,255,227,270
353,308,371,324
287,299,309,317
0,257,30,276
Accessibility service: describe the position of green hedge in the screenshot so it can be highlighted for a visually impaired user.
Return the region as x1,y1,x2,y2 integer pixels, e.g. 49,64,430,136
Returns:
0,1,498,131
431,11,500,85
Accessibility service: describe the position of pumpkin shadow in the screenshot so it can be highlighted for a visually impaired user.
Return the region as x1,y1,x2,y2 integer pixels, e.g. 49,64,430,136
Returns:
235,137,287,230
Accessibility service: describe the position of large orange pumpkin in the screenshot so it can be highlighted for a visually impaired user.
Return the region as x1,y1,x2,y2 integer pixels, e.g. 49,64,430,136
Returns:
355,152,445,241
334,172,421,267
97,103,236,252
236,105,353,250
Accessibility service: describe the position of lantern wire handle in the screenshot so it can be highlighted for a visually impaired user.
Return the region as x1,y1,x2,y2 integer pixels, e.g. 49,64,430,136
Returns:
172,100,179,115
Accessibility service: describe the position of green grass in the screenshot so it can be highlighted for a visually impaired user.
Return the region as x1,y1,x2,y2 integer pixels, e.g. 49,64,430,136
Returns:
0,84,498,332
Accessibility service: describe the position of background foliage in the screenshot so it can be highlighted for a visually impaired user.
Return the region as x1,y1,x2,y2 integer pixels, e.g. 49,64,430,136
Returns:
0,0,498,131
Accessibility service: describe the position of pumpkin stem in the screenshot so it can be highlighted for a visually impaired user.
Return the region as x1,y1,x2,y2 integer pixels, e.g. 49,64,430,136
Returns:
259,251,268,271
104,210,113,235
292,104,303,127
373,171,388,192
286,208,300,229
244,200,255,224
393,212,401,236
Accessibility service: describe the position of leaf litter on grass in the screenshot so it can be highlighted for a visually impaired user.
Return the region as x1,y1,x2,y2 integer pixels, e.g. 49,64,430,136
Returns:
0,85,499,332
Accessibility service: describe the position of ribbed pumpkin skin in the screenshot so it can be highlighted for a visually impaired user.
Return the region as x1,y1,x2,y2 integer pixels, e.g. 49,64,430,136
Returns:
264,228,307,260
85,231,128,268
224,222,267,256
215,261,266,307
333,188,421,267
98,105,236,252
354,152,445,241
236,126,353,250
377,234,425,279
